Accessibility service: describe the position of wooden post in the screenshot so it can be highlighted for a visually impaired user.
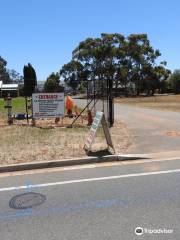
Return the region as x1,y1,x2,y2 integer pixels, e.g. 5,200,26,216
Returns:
30,97,36,127
4,93,13,125
25,97,29,125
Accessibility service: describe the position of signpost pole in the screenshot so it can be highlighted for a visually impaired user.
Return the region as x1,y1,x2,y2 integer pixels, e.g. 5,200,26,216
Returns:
25,97,29,125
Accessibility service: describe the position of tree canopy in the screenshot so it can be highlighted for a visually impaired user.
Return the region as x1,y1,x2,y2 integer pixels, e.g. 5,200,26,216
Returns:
8,69,23,83
0,56,23,84
60,60,88,90
44,72,62,92
0,56,11,83
60,33,171,96
168,69,180,94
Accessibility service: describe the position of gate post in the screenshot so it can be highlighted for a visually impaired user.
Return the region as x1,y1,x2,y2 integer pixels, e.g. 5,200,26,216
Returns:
108,78,114,127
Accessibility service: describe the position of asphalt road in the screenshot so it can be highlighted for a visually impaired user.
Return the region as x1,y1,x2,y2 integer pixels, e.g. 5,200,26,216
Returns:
0,159,180,239
74,99,180,154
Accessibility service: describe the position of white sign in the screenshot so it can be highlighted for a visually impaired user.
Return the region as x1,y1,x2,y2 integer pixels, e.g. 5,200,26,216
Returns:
32,93,64,119
84,111,103,150
84,111,115,153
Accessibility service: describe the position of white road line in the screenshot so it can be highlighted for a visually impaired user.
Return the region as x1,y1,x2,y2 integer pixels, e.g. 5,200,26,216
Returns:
63,164,96,171
0,168,180,192
0,158,180,179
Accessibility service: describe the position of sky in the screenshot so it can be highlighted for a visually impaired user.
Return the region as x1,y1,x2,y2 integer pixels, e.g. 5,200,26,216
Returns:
1,0,180,81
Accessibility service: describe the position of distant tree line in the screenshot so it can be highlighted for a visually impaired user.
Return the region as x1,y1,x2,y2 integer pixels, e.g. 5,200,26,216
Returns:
167,70,180,94
2,34,180,97
44,72,64,93
59,33,171,96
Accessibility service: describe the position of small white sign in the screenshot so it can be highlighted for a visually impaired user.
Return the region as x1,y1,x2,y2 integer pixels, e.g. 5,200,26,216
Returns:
84,111,103,150
84,111,115,153
32,93,64,119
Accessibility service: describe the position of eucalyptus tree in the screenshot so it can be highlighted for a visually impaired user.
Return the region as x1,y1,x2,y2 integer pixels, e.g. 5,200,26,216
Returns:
44,72,60,92
60,60,88,90
62,33,170,96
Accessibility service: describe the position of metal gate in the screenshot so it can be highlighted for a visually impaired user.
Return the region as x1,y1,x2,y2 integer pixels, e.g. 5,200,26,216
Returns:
86,79,114,127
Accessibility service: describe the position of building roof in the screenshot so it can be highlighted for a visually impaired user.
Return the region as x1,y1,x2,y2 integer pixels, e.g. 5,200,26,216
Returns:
1,83,19,91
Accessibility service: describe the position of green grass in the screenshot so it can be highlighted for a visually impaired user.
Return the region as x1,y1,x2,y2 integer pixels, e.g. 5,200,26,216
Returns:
0,97,26,118
0,97,84,117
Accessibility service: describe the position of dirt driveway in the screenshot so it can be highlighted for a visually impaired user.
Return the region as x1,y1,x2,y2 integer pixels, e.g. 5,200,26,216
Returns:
115,104,180,154
74,98,180,154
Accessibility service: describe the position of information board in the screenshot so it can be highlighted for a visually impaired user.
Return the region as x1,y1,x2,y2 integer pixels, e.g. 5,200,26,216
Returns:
32,93,64,119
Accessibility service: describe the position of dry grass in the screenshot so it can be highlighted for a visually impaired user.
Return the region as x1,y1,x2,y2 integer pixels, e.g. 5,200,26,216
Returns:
115,94,180,112
0,126,89,165
0,97,131,165
0,120,131,165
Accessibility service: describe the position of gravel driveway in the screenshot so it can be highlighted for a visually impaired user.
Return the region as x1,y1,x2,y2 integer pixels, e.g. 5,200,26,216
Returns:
115,104,180,154
74,98,180,154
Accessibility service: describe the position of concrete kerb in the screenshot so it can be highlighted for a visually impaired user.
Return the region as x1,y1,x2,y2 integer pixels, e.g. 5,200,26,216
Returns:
0,154,147,173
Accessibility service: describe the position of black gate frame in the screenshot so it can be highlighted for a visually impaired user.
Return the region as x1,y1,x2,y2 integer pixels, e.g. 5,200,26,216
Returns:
71,78,114,127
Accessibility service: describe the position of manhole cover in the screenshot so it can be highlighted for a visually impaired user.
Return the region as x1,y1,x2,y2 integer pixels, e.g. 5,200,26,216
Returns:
9,192,46,210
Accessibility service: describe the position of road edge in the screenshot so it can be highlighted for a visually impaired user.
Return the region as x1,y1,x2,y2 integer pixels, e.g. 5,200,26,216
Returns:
0,154,146,173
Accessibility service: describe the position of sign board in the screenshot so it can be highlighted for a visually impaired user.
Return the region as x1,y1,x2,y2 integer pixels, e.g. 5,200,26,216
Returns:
84,111,115,152
84,111,103,150
32,93,64,119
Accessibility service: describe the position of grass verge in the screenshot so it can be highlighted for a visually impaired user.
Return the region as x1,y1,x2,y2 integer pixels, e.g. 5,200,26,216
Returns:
115,94,180,112
0,120,131,165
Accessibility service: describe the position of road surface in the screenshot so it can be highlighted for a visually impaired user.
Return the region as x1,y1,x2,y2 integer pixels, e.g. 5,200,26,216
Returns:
0,158,180,239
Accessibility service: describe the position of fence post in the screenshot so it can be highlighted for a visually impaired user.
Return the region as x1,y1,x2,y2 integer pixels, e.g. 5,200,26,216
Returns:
4,93,13,125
